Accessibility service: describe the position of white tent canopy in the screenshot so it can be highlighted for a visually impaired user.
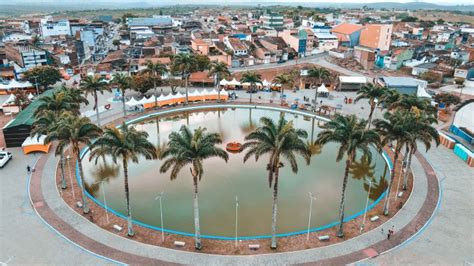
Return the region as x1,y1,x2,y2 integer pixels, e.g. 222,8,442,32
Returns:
22,134,47,147
317,84,329,93
219,79,229,86
262,79,271,87
125,97,140,107
27,93,35,100
417,86,432,99
227,78,240,86
0,80,33,90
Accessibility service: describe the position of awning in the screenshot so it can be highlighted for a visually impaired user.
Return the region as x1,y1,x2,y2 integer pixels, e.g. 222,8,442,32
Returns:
317,84,329,93
227,78,241,86
219,79,229,86
22,134,51,154
125,97,140,107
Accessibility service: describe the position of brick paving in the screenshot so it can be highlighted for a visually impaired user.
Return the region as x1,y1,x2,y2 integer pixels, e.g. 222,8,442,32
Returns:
27,104,441,264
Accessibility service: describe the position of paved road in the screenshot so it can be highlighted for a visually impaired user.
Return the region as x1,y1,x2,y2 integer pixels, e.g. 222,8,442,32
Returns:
0,148,106,265
369,146,474,265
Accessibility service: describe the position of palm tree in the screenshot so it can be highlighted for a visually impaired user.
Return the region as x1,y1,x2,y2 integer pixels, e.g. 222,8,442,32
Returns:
89,123,157,236
160,126,229,249
240,71,262,103
390,94,437,118
80,76,110,126
112,73,132,116
272,73,294,103
354,84,386,127
307,66,330,108
379,89,401,110
349,154,376,181
373,110,413,216
172,54,197,104
316,114,380,237
208,61,230,102
144,61,167,108
401,113,439,190
242,116,311,249
34,90,80,117
61,86,89,107
47,114,102,214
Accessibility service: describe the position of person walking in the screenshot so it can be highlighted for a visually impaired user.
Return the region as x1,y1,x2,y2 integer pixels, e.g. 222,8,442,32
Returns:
27,165,31,174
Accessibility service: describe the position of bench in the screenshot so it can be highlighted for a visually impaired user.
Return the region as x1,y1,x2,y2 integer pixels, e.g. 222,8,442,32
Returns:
398,191,404,198
174,241,185,247
248,244,260,250
75,201,83,208
318,235,330,241
113,225,123,232
370,216,379,222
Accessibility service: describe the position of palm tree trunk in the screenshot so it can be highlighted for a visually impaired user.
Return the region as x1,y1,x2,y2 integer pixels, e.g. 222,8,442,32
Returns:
192,174,202,249
313,82,319,109
185,75,189,105
121,88,127,117
123,159,134,236
367,102,376,129
153,76,158,109
383,144,400,216
402,149,413,190
60,153,67,189
94,92,101,126
270,163,280,249
216,74,221,103
76,150,89,214
336,158,351,238
249,84,253,103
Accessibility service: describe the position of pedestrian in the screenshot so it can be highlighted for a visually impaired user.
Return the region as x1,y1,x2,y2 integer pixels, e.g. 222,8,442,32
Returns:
27,165,31,174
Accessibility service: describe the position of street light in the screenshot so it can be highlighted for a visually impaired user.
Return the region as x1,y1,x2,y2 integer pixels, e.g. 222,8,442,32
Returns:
94,180,110,224
154,192,165,242
33,76,39,95
306,192,316,241
235,196,239,248
360,178,372,233
66,155,76,201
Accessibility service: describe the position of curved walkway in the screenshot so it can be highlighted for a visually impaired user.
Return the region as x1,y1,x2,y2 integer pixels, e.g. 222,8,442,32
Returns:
27,106,440,265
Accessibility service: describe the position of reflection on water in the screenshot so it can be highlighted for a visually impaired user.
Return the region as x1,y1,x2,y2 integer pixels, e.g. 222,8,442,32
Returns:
364,163,389,201
82,108,389,237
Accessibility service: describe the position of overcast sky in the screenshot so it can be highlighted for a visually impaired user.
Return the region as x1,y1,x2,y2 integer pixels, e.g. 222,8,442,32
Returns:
5,0,473,4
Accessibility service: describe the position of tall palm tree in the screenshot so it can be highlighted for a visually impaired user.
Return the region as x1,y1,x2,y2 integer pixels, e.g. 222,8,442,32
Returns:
379,89,401,111
172,54,197,104
144,61,167,108
316,114,380,237
401,113,439,190
80,76,110,126
112,72,132,116
34,90,81,117
47,114,102,214
354,83,386,127
373,110,413,216
160,126,229,249
240,71,262,103
272,73,294,103
208,61,230,102
307,66,330,108
242,116,311,249
390,94,437,118
89,123,157,236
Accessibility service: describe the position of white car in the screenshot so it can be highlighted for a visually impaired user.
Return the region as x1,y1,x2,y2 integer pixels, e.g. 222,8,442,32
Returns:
0,150,12,168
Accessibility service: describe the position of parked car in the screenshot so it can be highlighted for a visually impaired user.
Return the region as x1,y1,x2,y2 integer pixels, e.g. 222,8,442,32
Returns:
277,60,286,64
0,150,12,168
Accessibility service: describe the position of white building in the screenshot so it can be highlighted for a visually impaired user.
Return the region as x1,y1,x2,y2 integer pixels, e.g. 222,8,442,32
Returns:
314,32,339,52
40,16,71,37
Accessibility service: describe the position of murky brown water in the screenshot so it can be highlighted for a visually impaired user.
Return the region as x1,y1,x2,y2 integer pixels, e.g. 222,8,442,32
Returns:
82,107,388,238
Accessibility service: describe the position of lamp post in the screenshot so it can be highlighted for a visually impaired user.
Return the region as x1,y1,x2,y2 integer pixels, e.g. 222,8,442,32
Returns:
66,155,76,201
99,180,110,224
235,196,239,248
360,178,372,233
154,192,164,242
306,192,316,241
33,76,39,95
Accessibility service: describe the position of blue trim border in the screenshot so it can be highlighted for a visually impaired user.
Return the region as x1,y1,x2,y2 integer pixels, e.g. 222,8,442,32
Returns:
75,104,392,240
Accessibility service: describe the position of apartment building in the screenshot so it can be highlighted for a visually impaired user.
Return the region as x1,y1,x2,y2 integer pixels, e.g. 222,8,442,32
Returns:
314,32,339,52
5,44,50,70
281,29,314,56
40,16,71,37
261,12,284,29
359,24,393,51
331,23,364,48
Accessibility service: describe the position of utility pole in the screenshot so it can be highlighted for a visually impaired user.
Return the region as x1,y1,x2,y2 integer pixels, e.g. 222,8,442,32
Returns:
360,178,372,233
235,196,239,248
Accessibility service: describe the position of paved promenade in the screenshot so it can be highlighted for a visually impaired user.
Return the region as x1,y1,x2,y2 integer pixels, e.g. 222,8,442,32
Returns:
22,104,440,265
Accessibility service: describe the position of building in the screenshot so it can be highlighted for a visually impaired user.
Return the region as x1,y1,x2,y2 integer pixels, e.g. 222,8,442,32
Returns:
331,23,364,48
359,24,393,51
377,76,427,95
354,46,376,70
280,29,314,56
5,44,50,70
451,100,474,145
314,32,339,52
261,12,284,29
224,37,248,56
127,16,173,28
40,16,71,37
338,76,367,91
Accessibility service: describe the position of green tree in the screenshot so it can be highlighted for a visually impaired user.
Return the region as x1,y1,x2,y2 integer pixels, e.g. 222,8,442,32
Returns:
172,54,198,104
272,73,294,103
131,72,155,96
316,114,380,237
13,89,30,111
391,94,437,118
112,72,132,116
208,61,230,102
433,93,461,111
159,126,229,249
354,83,387,128
307,66,330,109
240,71,262,103
144,60,167,108
34,90,81,117
112,39,121,50
24,66,62,91
195,54,211,72
373,111,413,216
80,76,110,126
90,123,157,236
242,116,311,248
46,114,102,213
